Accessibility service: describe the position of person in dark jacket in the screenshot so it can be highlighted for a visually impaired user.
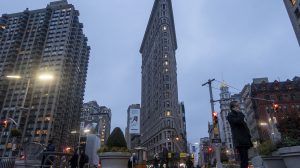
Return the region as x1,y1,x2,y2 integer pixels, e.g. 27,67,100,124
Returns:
127,158,132,168
227,101,253,168
160,146,168,168
153,154,159,168
79,150,89,168
186,156,193,168
69,152,79,168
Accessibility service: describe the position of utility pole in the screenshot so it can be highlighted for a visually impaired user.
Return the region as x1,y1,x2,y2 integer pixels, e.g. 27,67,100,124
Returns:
202,79,222,168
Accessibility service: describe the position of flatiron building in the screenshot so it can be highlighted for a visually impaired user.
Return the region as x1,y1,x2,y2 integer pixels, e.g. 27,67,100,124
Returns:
140,0,186,158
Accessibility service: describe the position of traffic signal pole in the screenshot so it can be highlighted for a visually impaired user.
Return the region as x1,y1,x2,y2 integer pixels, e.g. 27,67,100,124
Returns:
202,79,222,168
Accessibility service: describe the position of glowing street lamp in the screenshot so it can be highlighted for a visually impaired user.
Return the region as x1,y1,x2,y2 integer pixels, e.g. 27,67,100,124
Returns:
6,75,21,79
38,74,54,81
259,122,268,126
71,130,78,134
83,129,90,133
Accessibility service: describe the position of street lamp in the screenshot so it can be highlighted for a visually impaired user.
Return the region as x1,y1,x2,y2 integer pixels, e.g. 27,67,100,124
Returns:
259,122,268,126
1,73,54,157
83,129,90,133
38,74,54,81
6,75,21,79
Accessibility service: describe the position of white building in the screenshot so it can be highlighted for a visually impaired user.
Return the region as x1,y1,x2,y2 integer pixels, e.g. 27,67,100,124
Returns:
219,84,235,160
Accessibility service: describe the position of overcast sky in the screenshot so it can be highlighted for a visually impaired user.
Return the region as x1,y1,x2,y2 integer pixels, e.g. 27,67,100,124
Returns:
1,0,299,144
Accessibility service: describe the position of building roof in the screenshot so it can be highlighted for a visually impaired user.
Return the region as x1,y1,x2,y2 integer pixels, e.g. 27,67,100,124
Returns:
139,0,177,53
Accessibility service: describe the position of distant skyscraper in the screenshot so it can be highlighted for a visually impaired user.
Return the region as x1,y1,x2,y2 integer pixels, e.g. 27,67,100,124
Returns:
140,0,184,157
81,101,111,146
179,102,188,152
199,137,210,167
98,106,111,145
0,0,90,156
219,84,235,159
283,0,300,46
125,104,140,150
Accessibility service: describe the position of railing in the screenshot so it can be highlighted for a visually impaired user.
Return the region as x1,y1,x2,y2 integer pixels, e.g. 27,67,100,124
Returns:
0,157,16,168
0,152,72,168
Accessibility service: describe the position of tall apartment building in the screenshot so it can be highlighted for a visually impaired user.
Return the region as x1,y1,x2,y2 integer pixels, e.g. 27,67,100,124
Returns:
140,0,184,158
80,101,111,146
283,0,300,46
0,0,90,156
125,104,141,150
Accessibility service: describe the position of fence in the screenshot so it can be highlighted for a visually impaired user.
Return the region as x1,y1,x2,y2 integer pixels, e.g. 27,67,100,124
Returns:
0,152,72,168
0,157,16,168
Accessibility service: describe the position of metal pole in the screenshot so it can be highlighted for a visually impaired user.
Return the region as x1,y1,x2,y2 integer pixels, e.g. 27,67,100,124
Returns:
202,79,222,168
16,78,30,157
78,132,81,154
18,79,30,125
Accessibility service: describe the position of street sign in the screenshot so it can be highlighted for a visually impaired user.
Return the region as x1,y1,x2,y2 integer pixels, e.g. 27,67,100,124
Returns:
180,153,187,158
211,138,221,143
168,153,172,159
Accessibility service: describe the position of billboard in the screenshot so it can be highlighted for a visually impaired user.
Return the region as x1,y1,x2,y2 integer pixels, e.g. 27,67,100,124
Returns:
129,108,140,134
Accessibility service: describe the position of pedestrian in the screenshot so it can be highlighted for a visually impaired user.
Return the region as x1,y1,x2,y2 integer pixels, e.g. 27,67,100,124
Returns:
79,150,89,168
41,139,56,168
153,154,159,168
127,157,132,168
69,152,79,168
160,146,168,168
227,101,253,168
186,157,193,168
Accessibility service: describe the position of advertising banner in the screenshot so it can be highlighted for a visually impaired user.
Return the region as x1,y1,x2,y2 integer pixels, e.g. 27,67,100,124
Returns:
129,108,140,134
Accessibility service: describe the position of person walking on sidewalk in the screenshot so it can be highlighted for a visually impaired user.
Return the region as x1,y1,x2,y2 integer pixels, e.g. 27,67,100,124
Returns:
227,101,253,168
69,151,79,168
79,150,89,168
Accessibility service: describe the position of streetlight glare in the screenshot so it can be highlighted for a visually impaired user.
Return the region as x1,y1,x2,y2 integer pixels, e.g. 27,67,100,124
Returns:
38,74,54,81
71,131,77,134
6,75,21,79
83,129,90,133
259,122,268,126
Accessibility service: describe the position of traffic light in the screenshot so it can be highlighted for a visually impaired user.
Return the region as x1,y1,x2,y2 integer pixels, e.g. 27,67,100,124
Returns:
0,120,8,128
208,147,213,153
213,112,218,125
64,147,72,153
273,103,279,112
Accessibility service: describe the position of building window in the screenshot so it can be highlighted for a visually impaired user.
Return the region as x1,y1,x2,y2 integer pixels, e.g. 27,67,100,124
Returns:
295,8,300,19
162,25,167,31
290,0,297,6
164,101,170,108
165,111,172,117
164,84,170,89
164,92,170,98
